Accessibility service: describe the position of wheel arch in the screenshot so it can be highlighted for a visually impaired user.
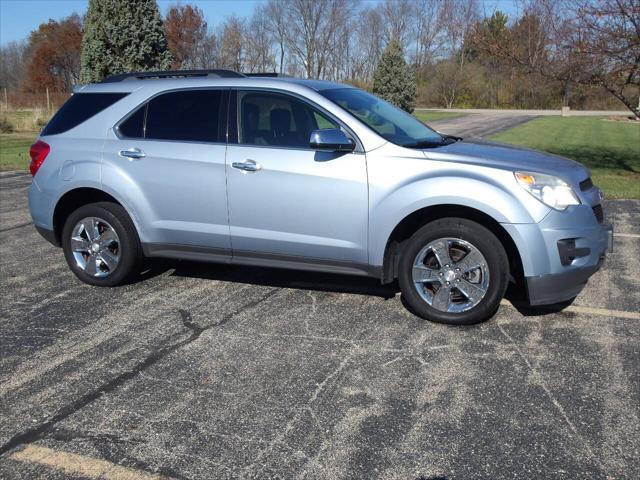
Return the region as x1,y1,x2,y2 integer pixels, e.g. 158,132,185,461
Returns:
380,204,525,294
52,187,130,246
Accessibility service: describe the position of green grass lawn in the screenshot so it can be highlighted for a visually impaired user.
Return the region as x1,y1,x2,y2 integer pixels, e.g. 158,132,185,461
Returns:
0,133,36,171
414,111,466,123
491,116,640,199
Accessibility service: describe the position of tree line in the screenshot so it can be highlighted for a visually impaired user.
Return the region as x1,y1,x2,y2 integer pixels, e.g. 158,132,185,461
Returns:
0,0,637,118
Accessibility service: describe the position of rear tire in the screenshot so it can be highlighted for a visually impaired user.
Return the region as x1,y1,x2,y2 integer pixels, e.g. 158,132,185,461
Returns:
62,202,142,286
398,218,508,325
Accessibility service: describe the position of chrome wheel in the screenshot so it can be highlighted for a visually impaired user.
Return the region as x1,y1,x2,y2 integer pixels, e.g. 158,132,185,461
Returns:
70,217,120,277
412,237,490,313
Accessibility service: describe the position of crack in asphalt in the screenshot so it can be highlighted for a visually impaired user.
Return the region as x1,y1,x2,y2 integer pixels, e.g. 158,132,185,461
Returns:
47,427,138,446
0,221,33,233
242,348,358,476
44,428,189,480
178,308,204,334
0,288,279,458
498,325,607,475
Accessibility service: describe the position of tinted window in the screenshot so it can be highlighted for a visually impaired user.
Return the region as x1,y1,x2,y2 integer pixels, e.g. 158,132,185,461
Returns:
145,90,224,142
42,93,128,136
238,91,339,148
118,105,145,138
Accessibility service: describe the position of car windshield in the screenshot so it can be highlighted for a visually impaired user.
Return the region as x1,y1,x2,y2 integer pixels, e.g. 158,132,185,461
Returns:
320,88,445,148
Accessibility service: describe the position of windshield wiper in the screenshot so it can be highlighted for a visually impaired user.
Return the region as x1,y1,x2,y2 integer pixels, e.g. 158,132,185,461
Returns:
405,135,460,149
404,140,444,149
443,134,462,143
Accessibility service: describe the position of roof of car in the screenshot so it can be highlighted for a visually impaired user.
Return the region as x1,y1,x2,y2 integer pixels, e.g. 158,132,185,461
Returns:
267,78,351,91
77,73,354,94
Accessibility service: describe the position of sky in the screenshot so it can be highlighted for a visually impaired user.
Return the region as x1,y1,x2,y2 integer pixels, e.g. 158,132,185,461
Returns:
0,0,519,46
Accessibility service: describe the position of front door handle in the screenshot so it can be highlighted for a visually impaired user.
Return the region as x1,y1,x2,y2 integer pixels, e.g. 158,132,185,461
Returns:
119,148,145,159
232,159,262,172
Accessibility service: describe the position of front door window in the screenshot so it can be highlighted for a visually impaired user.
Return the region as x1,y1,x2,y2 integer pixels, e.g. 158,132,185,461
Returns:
238,91,339,149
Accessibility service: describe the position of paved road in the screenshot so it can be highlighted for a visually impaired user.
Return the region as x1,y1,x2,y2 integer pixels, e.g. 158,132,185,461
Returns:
427,113,538,138
421,108,634,138
1,169,639,479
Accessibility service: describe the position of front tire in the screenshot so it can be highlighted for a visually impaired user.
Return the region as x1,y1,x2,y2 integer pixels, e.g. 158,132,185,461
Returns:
398,218,508,325
62,202,142,286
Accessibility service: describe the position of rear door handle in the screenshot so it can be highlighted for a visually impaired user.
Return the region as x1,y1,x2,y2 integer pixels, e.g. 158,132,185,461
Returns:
119,148,145,159
232,159,261,172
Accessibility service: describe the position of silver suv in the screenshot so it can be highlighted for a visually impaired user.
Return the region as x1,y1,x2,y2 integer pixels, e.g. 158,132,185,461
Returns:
28,69,613,325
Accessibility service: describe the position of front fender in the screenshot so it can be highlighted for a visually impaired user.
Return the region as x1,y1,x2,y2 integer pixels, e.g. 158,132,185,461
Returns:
368,171,547,267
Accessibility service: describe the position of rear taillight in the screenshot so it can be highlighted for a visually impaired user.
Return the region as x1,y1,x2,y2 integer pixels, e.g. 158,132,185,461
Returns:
29,140,50,176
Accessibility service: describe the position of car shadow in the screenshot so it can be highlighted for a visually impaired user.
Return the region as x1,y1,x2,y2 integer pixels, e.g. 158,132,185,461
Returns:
138,260,578,317
140,258,399,299
506,297,577,317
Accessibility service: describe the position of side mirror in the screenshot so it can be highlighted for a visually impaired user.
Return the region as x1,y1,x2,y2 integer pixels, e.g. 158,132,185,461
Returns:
309,129,355,152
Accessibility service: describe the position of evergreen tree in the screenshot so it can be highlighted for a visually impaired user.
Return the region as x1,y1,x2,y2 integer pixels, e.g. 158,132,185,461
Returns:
372,40,416,113
80,0,172,83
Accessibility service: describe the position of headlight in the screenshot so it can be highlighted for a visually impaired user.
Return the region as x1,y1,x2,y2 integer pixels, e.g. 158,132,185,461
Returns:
514,171,580,210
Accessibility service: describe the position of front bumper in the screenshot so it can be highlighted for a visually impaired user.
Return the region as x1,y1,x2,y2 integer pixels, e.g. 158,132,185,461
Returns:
35,224,59,247
524,217,613,306
526,256,603,305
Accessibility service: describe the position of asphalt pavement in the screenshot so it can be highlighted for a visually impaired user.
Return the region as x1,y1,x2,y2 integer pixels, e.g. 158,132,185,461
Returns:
1,147,639,477
427,113,538,138
421,107,632,138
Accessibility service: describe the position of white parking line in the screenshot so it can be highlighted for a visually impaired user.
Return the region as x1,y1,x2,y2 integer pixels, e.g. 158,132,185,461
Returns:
500,300,640,320
614,233,640,238
11,445,168,480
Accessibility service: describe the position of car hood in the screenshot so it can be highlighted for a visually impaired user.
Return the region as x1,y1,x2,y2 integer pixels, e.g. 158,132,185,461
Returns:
423,139,590,185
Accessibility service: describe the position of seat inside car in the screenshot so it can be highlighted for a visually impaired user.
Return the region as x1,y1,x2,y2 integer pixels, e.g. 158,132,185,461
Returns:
270,108,300,146
242,103,261,144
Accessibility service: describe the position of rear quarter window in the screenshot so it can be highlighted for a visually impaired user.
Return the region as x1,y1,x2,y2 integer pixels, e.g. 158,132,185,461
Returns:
118,105,145,138
41,93,128,136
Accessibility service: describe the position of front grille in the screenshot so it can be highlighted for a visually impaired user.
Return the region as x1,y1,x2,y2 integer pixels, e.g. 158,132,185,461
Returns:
592,204,604,223
579,177,594,191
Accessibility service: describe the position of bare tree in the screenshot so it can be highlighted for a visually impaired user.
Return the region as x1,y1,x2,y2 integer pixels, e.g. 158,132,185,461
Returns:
476,0,640,118
245,5,276,73
282,0,353,79
352,6,385,82
412,0,444,69
320,0,356,80
218,16,245,71
566,0,639,117
378,0,415,52
264,0,289,74
435,0,480,107
0,41,28,90
193,32,219,69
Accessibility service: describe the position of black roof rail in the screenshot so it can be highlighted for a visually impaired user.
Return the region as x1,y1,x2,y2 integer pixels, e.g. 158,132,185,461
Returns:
242,72,292,78
101,69,245,83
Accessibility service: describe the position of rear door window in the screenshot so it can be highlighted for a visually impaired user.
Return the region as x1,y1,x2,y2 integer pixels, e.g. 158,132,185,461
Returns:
42,93,128,135
145,90,225,143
